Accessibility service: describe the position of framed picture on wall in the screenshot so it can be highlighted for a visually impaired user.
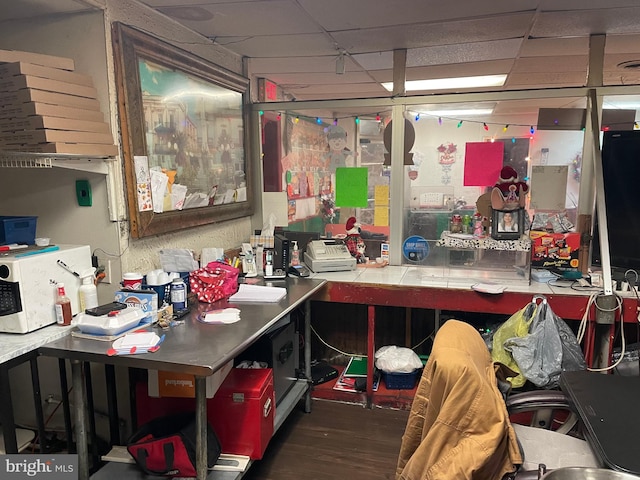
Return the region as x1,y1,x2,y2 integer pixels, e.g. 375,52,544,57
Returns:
491,208,523,240
112,23,253,238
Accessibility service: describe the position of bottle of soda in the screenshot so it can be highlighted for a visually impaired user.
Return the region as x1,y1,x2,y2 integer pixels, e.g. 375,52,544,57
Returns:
55,282,73,326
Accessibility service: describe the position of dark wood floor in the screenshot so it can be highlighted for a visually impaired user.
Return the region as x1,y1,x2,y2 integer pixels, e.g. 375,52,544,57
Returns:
243,399,410,480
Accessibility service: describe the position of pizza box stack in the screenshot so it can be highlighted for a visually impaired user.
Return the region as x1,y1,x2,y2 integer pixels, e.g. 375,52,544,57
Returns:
0,49,117,157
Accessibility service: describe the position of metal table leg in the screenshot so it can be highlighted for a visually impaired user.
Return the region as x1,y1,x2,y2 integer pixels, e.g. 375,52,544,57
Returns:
58,359,73,454
72,360,89,480
195,376,207,480
304,300,312,413
105,365,120,445
0,364,18,454
29,357,47,453
366,305,375,409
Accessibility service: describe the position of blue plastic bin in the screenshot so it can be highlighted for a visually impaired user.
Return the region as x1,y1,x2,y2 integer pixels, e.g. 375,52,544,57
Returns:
0,216,37,245
382,368,422,390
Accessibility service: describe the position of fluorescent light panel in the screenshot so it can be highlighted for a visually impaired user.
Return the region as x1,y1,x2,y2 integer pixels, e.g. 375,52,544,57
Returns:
418,109,494,117
382,74,507,92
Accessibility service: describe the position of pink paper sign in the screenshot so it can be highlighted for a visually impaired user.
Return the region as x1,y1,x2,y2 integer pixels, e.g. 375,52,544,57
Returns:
463,142,504,186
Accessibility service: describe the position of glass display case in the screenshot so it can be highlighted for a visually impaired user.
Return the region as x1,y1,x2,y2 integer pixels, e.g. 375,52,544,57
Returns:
436,231,531,284
402,210,531,284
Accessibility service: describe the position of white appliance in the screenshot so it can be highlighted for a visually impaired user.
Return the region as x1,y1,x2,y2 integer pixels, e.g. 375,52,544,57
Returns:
304,240,356,273
0,244,92,333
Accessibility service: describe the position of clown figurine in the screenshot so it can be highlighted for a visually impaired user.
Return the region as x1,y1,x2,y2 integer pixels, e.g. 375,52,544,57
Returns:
344,216,366,263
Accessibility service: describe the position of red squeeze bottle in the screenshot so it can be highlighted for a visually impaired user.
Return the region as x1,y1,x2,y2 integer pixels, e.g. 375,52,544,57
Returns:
55,283,73,326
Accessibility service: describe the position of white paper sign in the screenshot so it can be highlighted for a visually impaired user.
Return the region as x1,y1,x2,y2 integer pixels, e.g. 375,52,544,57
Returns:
530,165,568,210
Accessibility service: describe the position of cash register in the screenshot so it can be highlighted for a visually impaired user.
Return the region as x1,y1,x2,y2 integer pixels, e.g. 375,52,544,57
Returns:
303,240,357,273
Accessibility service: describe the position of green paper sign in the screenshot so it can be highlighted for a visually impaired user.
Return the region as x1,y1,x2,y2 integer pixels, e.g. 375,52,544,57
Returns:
335,167,368,207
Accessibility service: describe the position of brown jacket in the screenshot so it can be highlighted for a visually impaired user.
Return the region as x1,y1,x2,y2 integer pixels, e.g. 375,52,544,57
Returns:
396,320,522,480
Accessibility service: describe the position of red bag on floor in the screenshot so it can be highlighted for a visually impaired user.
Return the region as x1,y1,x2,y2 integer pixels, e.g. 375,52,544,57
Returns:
189,261,239,303
127,412,221,477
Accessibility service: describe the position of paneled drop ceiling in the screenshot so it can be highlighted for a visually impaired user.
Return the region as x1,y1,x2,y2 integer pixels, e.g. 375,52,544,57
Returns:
4,0,640,103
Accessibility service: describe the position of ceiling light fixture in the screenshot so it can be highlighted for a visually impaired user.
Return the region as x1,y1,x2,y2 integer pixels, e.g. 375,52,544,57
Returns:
382,74,507,92
416,108,494,117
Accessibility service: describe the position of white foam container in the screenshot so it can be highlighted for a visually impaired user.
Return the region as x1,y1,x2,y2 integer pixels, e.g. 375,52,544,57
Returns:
72,307,147,335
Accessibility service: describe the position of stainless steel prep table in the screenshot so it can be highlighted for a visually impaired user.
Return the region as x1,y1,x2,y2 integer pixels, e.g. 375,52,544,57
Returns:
39,277,327,480
0,323,74,454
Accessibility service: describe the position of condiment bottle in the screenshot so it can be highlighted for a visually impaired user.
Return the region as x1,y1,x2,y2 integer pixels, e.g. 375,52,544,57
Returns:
55,282,73,326
291,241,300,266
450,214,462,233
473,212,484,237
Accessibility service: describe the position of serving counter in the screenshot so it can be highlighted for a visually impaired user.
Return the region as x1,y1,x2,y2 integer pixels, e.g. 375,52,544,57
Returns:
308,265,638,407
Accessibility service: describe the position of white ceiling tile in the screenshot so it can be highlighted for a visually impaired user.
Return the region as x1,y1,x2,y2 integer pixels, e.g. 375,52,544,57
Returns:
506,72,587,87
0,0,97,21
605,34,640,54
350,52,393,71
216,34,337,57
264,71,374,86
406,39,523,67
519,37,589,56
604,71,640,86
249,56,360,74
331,14,532,53
492,98,587,116
532,7,640,38
290,83,389,95
538,0,640,11
512,56,588,73
157,1,322,37
143,0,263,5
297,0,538,31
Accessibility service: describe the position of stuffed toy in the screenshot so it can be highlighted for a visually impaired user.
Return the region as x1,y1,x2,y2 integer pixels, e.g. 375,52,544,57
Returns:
491,166,529,211
344,216,366,263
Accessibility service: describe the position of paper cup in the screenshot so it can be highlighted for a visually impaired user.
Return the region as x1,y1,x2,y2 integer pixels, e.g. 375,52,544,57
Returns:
122,273,143,290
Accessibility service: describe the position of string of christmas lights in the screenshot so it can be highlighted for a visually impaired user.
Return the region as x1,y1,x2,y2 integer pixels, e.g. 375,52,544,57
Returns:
258,110,638,132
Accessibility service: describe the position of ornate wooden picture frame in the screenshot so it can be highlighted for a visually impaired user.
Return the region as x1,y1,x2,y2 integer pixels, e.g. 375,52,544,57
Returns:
112,23,252,238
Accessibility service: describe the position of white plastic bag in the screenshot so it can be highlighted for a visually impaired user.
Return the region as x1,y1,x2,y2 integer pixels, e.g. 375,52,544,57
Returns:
374,346,423,373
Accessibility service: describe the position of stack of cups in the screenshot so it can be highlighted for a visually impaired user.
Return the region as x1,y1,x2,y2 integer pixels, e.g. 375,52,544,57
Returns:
145,270,180,307
122,273,143,290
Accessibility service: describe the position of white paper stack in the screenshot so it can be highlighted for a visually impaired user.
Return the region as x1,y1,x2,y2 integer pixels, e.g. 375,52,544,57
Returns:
202,308,241,324
228,284,287,303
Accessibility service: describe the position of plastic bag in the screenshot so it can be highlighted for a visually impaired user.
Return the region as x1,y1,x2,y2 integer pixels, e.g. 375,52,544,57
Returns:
491,303,536,388
503,298,586,388
374,346,423,373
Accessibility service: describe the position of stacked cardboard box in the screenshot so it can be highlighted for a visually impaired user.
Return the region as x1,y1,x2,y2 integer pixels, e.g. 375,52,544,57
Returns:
0,49,118,156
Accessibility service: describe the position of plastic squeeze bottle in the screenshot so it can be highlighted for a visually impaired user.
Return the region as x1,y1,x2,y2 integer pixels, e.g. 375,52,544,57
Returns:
79,268,98,311
291,241,300,266
55,283,73,326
